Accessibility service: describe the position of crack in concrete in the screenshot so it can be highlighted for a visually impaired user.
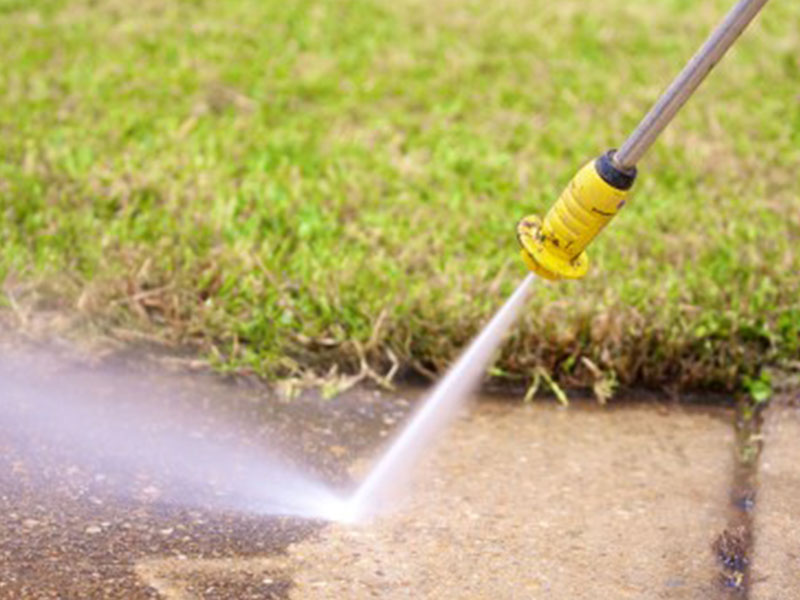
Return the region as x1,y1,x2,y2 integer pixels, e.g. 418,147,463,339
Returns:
713,397,764,598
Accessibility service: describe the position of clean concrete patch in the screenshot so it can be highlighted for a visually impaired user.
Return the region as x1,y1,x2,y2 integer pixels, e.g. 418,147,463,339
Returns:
290,401,734,599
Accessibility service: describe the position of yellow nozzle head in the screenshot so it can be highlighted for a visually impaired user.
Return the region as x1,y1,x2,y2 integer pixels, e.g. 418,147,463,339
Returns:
517,151,636,280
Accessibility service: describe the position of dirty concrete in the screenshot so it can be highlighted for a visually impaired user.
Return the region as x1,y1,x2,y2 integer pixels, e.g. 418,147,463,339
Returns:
750,403,800,600
0,352,402,599
0,352,743,598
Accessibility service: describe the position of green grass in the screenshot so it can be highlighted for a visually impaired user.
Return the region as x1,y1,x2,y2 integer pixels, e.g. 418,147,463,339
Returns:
1,0,798,393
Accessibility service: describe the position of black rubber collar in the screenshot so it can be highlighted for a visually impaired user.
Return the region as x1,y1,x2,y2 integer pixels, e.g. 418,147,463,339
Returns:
595,150,637,191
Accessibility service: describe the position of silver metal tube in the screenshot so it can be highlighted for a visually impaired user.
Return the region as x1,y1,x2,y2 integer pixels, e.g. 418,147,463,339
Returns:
613,0,769,170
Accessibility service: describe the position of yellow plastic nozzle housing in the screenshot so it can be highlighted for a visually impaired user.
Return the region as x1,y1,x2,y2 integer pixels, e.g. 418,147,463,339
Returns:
517,151,636,280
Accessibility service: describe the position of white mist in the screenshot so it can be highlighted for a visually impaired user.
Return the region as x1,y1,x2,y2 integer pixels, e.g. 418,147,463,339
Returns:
0,354,345,521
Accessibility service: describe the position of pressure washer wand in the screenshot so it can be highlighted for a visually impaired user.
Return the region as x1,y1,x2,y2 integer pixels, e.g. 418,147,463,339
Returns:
342,0,770,521
518,0,769,280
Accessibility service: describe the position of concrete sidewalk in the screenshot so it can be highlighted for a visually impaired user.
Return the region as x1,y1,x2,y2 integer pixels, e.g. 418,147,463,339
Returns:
0,351,741,599
8,352,798,598
751,401,800,600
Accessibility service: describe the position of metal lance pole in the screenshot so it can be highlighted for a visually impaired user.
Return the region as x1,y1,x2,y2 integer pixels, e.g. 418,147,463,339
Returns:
614,0,770,170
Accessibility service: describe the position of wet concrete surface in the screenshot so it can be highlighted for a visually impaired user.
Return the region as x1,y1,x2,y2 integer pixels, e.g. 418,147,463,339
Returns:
750,402,800,600
0,353,404,599
0,353,742,598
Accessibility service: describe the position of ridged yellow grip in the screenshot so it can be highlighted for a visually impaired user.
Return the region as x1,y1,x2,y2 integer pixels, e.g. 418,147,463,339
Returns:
517,155,633,280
